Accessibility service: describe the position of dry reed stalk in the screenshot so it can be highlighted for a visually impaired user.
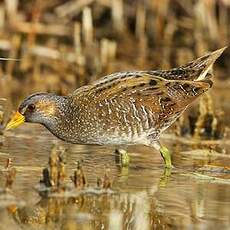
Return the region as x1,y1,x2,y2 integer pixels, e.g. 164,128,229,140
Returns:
111,0,125,33
55,0,94,18
0,6,5,30
4,0,18,17
0,39,11,51
194,0,218,43
74,22,82,57
135,3,146,39
30,46,60,60
135,2,148,66
11,21,71,36
151,0,170,44
100,38,109,67
100,38,117,69
82,7,94,46
107,40,117,61
27,0,43,48
204,0,219,42
137,35,147,67
218,3,229,44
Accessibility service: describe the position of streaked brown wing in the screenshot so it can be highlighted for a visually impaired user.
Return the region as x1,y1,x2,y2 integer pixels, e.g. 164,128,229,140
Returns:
78,72,211,112
70,71,211,134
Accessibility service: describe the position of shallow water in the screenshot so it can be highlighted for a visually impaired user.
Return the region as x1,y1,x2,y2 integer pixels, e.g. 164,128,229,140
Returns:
0,121,230,229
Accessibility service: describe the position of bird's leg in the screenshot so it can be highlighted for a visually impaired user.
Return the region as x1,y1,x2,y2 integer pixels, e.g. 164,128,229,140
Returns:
160,146,172,169
151,141,172,169
149,141,173,187
115,147,130,167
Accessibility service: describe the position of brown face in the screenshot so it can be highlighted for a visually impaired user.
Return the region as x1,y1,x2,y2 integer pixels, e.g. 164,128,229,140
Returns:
6,93,57,130
21,100,56,118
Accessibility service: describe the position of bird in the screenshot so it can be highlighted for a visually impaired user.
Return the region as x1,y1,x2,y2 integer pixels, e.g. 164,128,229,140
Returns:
6,47,226,169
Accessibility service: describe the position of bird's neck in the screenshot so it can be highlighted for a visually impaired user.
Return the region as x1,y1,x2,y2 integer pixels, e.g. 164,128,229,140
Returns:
43,96,80,143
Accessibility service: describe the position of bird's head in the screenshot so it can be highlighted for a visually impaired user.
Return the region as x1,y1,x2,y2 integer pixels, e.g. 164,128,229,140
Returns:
6,93,68,130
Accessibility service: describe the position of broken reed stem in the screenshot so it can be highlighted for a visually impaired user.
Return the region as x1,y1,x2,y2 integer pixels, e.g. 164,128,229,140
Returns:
57,159,66,187
40,148,113,192
97,167,112,189
4,158,16,189
5,167,16,189
40,145,67,189
49,147,59,187
102,168,112,189
70,161,87,189
5,158,12,169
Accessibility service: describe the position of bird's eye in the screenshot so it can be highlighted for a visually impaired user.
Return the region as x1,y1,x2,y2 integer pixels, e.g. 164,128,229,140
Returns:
27,104,35,111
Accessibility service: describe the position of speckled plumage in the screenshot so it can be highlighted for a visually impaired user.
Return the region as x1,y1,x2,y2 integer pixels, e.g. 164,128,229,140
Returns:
8,48,226,168
44,48,224,145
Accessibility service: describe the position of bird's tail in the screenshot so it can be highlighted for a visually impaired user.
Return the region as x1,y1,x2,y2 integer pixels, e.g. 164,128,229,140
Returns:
182,47,227,81
156,47,227,84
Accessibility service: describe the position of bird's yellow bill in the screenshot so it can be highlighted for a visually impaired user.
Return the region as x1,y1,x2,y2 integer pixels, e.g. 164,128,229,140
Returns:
5,111,25,130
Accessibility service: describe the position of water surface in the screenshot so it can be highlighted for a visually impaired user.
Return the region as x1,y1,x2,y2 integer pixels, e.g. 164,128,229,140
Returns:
1,122,230,229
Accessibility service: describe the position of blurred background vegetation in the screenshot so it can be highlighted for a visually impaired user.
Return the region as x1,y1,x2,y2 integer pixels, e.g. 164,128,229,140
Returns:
0,0,228,139
0,0,229,102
